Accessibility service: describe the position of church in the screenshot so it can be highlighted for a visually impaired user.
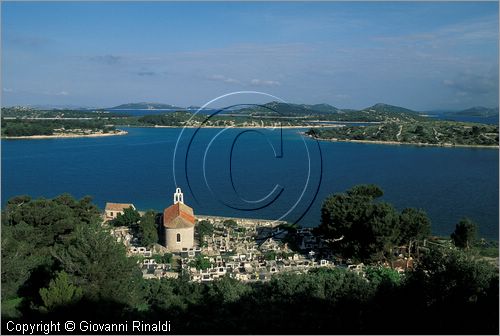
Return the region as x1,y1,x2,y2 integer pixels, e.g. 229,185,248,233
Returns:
162,188,196,252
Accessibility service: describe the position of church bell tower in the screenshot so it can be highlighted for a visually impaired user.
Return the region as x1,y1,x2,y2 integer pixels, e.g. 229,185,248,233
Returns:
173,187,184,204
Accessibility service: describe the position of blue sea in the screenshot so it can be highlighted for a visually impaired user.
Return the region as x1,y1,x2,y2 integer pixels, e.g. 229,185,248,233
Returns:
1,127,498,240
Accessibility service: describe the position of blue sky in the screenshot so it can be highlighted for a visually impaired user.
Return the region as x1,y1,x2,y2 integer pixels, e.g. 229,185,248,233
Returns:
1,1,498,110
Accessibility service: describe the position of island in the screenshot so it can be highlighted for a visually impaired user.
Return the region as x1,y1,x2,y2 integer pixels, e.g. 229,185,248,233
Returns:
2,103,498,147
1,111,128,139
108,102,184,110
306,120,499,148
449,106,499,118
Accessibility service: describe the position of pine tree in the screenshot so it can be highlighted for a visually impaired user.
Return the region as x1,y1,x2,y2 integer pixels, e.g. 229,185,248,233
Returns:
39,271,83,311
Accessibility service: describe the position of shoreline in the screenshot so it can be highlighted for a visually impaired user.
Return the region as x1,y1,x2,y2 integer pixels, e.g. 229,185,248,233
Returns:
2,130,128,140
121,124,334,129
3,126,497,149
309,136,499,149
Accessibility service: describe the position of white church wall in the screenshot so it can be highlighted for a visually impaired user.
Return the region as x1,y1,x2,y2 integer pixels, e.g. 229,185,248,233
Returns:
165,227,194,252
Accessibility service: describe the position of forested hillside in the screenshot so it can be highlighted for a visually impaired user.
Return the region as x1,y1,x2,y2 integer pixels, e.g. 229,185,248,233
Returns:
1,193,497,334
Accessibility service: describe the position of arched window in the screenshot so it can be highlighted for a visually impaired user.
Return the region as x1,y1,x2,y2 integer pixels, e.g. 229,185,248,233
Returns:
176,233,181,243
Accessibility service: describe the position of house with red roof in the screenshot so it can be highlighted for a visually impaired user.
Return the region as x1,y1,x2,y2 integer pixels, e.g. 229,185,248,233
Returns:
104,202,136,221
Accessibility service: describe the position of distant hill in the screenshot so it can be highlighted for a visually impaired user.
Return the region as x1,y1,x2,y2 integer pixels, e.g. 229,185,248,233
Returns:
27,104,98,110
5,101,430,123
103,101,448,121
362,103,417,115
336,103,426,122
233,101,340,115
451,106,499,118
306,103,341,114
109,102,184,110
231,101,425,122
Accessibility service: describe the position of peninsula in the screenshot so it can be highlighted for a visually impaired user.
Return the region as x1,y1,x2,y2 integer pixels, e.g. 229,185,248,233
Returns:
2,103,498,147
1,116,126,139
306,120,499,148
3,130,128,140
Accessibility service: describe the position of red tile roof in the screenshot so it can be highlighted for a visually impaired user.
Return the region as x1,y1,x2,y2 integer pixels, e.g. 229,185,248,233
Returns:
105,203,135,212
163,203,195,229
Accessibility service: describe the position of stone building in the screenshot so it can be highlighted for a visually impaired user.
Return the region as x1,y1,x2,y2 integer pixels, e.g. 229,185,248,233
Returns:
104,203,136,221
163,188,195,252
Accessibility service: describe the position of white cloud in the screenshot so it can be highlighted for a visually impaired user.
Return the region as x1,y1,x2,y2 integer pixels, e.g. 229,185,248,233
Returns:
41,90,69,96
372,15,498,51
207,74,241,84
89,54,122,65
250,79,281,87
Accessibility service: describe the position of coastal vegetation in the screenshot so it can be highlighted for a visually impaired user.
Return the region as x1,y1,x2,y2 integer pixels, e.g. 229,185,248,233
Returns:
109,206,141,227
129,102,429,126
1,191,498,333
1,107,128,119
317,184,431,262
134,111,312,127
451,218,478,250
197,220,215,245
1,119,120,137
307,120,499,147
109,207,158,248
236,101,428,122
138,211,159,248
2,103,498,143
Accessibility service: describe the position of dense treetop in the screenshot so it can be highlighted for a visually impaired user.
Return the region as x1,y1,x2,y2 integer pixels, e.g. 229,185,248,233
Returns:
317,184,431,263
1,119,117,137
1,191,498,334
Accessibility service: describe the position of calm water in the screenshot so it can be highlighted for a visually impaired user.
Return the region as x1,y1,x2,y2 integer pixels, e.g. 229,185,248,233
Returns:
1,127,498,240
